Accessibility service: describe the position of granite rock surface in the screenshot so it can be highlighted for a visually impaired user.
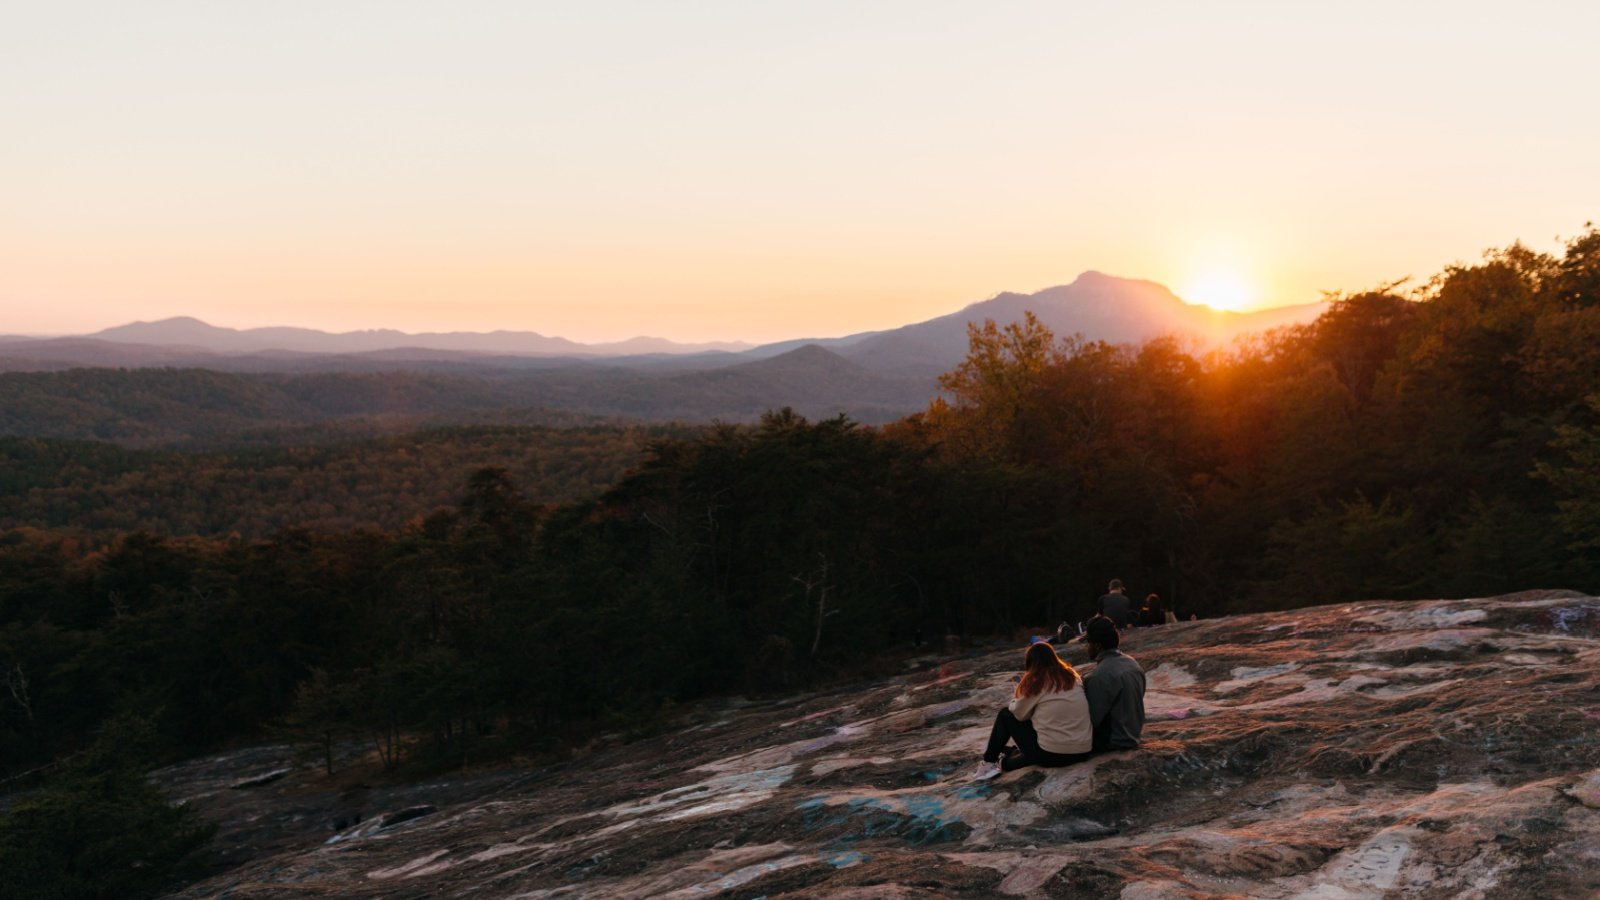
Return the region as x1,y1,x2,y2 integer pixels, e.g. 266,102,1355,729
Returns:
167,591,1600,898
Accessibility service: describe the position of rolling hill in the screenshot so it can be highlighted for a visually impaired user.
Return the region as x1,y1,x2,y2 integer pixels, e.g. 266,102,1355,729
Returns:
84,316,753,357
0,346,934,445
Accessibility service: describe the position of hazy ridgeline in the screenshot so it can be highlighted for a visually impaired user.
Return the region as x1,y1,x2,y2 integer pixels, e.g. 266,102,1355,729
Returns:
2,230,1600,894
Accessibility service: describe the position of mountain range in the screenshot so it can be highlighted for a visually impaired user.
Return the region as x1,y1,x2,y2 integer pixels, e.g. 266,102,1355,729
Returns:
0,274,1328,437
4,273,1323,372
82,318,755,357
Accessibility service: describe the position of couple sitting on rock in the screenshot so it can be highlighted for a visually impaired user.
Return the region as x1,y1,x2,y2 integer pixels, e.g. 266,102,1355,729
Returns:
973,616,1146,780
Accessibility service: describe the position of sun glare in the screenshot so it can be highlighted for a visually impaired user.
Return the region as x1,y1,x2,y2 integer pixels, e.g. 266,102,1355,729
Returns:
1183,272,1257,312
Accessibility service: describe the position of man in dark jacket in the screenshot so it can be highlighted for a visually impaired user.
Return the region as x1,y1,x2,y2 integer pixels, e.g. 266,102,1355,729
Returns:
1096,579,1134,629
1082,615,1146,752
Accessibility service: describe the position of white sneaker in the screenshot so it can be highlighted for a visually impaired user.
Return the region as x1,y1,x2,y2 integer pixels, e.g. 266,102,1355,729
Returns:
972,760,1002,781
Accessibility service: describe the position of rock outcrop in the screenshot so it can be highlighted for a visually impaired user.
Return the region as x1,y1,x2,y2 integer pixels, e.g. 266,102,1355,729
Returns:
170,591,1600,898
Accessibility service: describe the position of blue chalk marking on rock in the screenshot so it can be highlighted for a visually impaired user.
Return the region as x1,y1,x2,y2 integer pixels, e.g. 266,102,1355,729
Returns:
902,794,946,822
799,792,968,847
796,795,851,833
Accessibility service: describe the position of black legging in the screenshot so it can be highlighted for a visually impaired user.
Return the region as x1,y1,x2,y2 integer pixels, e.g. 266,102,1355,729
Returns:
984,708,1093,767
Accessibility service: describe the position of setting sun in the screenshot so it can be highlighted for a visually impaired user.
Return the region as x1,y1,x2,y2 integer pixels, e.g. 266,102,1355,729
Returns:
1182,272,1259,312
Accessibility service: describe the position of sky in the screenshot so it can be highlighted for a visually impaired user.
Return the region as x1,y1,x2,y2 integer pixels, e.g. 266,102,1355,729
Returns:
4,1,1598,344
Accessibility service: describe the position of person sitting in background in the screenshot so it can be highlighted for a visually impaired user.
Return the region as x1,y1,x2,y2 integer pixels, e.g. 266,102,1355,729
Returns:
973,642,1093,780
1082,615,1146,752
1141,593,1167,626
1096,579,1134,629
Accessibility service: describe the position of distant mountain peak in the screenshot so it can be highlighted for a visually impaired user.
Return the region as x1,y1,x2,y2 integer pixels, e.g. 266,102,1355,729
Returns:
145,315,211,326
1061,270,1178,296
110,316,225,332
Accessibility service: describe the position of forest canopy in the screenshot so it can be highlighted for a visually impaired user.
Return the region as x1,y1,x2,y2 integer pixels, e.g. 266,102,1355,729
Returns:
0,424,697,538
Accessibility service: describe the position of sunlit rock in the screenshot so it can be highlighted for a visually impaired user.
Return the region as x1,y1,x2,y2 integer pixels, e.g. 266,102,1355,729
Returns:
167,591,1600,897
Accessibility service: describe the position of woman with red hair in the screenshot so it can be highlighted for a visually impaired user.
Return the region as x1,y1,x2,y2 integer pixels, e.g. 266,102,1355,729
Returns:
973,641,1093,780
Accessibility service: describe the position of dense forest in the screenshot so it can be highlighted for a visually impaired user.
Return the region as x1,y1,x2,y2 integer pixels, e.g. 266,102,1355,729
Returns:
0,425,697,537
0,368,596,446
2,229,1598,896
0,348,929,445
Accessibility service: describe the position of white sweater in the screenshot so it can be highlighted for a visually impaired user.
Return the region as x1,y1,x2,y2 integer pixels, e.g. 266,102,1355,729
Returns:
1009,684,1093,754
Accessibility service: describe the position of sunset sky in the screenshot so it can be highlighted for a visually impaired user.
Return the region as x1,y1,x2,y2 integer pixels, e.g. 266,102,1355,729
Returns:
4,1,1598,343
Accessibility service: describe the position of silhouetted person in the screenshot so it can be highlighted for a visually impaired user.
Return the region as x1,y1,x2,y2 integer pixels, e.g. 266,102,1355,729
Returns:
1082,615,1146,752
1141,592,1168,627
973,642,1093,780
1096,579,1134,629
